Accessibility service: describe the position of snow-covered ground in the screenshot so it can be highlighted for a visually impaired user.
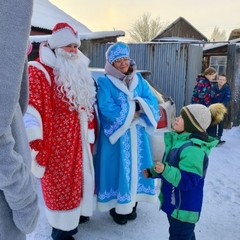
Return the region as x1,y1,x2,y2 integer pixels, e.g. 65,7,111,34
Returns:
27,126,240,240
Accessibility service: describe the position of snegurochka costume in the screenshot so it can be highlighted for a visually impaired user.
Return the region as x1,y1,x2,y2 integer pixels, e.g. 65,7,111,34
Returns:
95,42,160,215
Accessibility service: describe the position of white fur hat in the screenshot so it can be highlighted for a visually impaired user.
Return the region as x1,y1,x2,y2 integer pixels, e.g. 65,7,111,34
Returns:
48,22,81,49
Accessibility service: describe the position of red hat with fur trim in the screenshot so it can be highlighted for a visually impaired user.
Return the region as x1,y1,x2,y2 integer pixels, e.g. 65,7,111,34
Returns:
48,22,81,49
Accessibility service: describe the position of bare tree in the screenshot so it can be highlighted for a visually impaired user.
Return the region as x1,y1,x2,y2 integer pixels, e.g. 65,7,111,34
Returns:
128,12,167,42
210,26,227,41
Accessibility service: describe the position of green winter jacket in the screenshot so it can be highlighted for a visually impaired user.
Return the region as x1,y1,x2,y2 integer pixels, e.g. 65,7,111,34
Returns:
150,131,218,223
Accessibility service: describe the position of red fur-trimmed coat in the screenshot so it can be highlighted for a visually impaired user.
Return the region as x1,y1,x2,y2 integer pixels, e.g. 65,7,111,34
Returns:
26,58,97,231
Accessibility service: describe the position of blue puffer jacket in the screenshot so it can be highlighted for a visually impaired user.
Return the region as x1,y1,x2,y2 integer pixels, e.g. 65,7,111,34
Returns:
212,82,231,106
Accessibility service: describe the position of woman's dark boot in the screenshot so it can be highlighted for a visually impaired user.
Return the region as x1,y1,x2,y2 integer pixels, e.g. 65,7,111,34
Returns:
109,208,128,225
127,202,138,220
79,216,90,224
64,237,75,240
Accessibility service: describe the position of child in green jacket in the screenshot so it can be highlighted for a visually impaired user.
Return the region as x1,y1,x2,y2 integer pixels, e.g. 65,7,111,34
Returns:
143,103,226,240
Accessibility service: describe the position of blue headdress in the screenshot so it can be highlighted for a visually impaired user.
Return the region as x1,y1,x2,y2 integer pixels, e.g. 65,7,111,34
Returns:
105,42,130,64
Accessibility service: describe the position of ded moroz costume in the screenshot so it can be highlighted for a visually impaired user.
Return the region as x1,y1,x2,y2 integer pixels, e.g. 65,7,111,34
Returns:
24,22,97,239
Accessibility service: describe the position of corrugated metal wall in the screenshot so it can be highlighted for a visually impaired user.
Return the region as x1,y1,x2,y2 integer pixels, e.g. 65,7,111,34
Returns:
87,42,203,114
186,45,203,105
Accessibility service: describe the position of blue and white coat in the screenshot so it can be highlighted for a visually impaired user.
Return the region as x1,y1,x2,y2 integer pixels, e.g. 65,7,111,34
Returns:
95,72,160,214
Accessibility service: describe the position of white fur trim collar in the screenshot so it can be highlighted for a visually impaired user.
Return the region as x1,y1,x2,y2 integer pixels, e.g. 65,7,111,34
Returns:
39,41,57,68
106,74,138,95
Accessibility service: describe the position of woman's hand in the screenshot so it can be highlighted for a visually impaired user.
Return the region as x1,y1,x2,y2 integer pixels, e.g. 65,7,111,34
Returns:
142,169,150,178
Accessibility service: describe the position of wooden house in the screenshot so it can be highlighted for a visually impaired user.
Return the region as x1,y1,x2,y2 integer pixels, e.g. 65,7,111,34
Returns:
29,0,125,59
202,37,240,127
202,38,240,72
151,16,208,42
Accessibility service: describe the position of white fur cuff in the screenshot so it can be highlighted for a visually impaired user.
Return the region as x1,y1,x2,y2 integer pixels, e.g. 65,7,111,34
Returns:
31,154,45,178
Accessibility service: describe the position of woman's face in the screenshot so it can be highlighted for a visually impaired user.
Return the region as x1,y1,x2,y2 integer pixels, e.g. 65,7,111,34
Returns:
173,115,185,133
113,57,130,74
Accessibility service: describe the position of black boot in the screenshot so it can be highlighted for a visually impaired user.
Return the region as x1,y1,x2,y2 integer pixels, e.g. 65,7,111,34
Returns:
51,227,77,240
79,216,90,224
64,237,75,240
127,202,138,220
109,208,128,225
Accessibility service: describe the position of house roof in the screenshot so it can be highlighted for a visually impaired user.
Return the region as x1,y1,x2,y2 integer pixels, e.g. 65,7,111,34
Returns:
32,0,91,33
151,16,208,42
151,37,204,43
29,31,125,43
203,37,240,51
32,0,125,41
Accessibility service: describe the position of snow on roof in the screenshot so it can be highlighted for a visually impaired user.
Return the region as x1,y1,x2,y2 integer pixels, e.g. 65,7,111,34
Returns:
203,37,240,51
32,0,91,33
30,30,125,43
32,0,125,40
153,37,205,43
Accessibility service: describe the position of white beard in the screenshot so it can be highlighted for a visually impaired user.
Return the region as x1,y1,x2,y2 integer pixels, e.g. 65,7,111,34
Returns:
53,48,96,120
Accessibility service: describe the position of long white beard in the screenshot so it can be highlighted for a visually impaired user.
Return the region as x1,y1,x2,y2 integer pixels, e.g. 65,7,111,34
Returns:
53,48,96,120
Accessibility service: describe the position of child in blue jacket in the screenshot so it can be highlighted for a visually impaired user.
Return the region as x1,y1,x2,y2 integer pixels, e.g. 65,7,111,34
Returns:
212,74,231,144
143,103,226,240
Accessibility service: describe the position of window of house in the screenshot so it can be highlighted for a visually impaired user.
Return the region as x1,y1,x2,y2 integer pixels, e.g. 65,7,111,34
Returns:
209,56,227,79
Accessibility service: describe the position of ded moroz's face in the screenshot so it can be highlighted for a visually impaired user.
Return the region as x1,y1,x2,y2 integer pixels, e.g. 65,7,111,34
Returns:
61,43,78,53
113,57,130,74
173,115,185,133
